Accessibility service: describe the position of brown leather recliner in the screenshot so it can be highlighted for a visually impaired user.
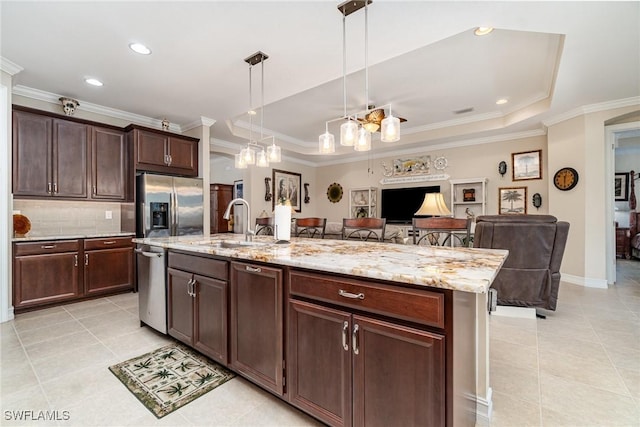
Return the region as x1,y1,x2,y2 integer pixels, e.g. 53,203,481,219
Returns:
474,215,570,311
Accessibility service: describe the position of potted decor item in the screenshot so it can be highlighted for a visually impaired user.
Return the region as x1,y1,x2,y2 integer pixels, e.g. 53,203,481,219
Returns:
13,213,31,238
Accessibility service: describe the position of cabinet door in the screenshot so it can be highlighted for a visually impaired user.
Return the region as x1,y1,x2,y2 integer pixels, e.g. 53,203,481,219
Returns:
193,274,228,365
167,137,198,176
84,247,133,296
12,110,52,197
52,119,88,198
210,184,233,234
135,130,168,169
288,300,352,427
167,267,194,345
352,316,445,427
91,127,128,200
13,252,81,309
230,262,284,395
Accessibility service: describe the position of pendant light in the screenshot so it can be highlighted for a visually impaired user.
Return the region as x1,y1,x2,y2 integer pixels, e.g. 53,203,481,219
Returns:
235,51,282,168
319,123,335,154
380,107,400,142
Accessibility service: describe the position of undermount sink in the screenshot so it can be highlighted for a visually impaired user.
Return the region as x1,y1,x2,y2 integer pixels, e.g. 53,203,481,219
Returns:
206,240,269,249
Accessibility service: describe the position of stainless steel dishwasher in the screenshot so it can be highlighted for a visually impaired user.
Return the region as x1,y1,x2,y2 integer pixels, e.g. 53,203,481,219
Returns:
136,244,167,334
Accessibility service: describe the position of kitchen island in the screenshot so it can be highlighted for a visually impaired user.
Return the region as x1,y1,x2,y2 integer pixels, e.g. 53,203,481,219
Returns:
134,234,507,427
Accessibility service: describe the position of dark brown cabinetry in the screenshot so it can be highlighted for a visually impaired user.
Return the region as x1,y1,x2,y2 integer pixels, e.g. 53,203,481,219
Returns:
288,270,452,427
230,261,284,396
13,236,134,312
13,110,88,198
13,240,82,309
12,107,131,202
616,227,630,259
126,125,199,177
210,184,233,234
167,251,228,364
83,237,134,296
90,127,129,201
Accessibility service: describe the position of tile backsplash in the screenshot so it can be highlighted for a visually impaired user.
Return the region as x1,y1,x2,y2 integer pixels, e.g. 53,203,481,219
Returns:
13,200,135,237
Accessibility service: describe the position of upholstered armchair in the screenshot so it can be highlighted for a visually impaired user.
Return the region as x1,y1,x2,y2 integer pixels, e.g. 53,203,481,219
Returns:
474,215,569,311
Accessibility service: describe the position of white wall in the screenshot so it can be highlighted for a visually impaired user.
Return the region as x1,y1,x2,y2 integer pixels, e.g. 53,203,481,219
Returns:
614,146,640,227
1,70,13,322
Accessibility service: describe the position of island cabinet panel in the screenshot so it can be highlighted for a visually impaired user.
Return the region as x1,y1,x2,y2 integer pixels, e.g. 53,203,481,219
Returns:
127,125,199,177
90,127,129,201
230,261,284,396
13,240,82,309
167,251,229,365
288,269,448,427
13,110,88,198
83,237,134,296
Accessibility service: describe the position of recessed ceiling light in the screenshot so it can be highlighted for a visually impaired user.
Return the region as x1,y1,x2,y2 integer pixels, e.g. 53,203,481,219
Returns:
496,98,508,105
85,78,103,87
129,43,151,55
474,27,494,36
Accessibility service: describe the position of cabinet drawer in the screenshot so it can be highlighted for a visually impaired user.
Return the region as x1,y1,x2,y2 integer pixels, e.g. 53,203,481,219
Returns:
14,240,80,256
84,236,132,250
169,251,228,281
289,270,444,329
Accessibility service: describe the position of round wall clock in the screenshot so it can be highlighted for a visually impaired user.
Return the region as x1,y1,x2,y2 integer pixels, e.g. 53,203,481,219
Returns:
433,156,448,170
553,167,579,191
326,182,343,203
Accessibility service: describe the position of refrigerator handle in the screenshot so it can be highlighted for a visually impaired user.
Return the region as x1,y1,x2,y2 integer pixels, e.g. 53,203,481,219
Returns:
140,202,147,237
172,192,178,236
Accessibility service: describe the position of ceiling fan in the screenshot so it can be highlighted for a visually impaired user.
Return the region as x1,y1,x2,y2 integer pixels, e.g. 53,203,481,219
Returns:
357,105,407,133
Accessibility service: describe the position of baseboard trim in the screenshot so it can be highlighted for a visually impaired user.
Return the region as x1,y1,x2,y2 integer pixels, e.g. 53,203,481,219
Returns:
476,387,493,426
562,273,608,289
492,306,537,319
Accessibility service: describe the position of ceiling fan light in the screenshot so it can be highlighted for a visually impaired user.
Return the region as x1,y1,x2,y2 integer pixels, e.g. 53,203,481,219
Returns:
353,127,371,152
340,120,358,146
256,150,269,167
235,153,247,169
267,143,281,162
319,132,336,154
381,114,400,142
362,122,379,133
240,147,255,165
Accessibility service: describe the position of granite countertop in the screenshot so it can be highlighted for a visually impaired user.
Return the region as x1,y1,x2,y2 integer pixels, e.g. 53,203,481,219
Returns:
13,232,136,242
134,234,508,294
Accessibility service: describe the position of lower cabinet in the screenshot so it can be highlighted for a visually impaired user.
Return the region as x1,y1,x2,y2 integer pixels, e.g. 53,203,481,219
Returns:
167,251,228,364
84,237,134,296
13,237,134,311
230,261,284,396
13,240,82,309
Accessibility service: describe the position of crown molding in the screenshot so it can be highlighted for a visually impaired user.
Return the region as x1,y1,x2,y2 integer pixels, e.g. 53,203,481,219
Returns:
12,85,185,132
0,57,23,76
183,117,216,131
543,96,640,128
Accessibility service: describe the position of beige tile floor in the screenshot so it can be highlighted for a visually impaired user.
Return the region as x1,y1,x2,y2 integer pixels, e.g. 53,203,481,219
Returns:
1,261,638,427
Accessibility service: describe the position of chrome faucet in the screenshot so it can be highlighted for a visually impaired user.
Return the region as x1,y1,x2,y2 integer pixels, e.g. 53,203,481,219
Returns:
223,198,254,241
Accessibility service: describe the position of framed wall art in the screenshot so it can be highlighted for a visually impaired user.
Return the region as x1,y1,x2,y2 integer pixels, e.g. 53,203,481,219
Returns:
273,169,302,212
233,180,243,199
614,172,629,201
499,186,527,215
512,149,542,181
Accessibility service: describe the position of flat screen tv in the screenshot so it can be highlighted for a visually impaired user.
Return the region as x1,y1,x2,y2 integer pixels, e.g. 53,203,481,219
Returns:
381,185,440,224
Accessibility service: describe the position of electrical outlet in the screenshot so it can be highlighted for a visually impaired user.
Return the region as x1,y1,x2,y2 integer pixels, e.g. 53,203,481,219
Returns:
105,210,112,220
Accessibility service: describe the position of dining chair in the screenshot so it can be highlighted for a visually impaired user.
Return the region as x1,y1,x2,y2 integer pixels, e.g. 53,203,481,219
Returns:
255,217,274,236
412,217,471,247
294,217,327,239
342,218,387,242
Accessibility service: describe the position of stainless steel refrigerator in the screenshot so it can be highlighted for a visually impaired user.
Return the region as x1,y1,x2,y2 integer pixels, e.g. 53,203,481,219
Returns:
136,173,204,238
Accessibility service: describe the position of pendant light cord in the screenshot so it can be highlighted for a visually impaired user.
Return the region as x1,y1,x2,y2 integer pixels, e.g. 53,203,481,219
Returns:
343,12,347,119
248,65,253,144
261,56,265,141
364,1,369,114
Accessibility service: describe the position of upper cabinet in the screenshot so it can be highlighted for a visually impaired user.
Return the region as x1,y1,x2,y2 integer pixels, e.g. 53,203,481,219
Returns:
126,125,199,177
13,110,88,198
12,107,131,202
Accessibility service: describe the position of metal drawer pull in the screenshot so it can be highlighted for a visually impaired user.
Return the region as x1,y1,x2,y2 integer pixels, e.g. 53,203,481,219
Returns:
245,266,262,273
191,279,197,298
85,254,89,265
103,241,116,245
339,289,365,300
74,255,78,267
353,324,359,355
167,154,173,166
342,321,349,351
53,183,58,193
41,245,56,249
47,183,52,194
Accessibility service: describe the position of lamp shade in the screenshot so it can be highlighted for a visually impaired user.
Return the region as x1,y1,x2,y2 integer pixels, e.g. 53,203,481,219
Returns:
256,150,269,167
381,114,400,142
414,193,451,216
234,153,247,169
340,120,358,146
267,142,281,162
319,131,335,154
353,127,371,151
